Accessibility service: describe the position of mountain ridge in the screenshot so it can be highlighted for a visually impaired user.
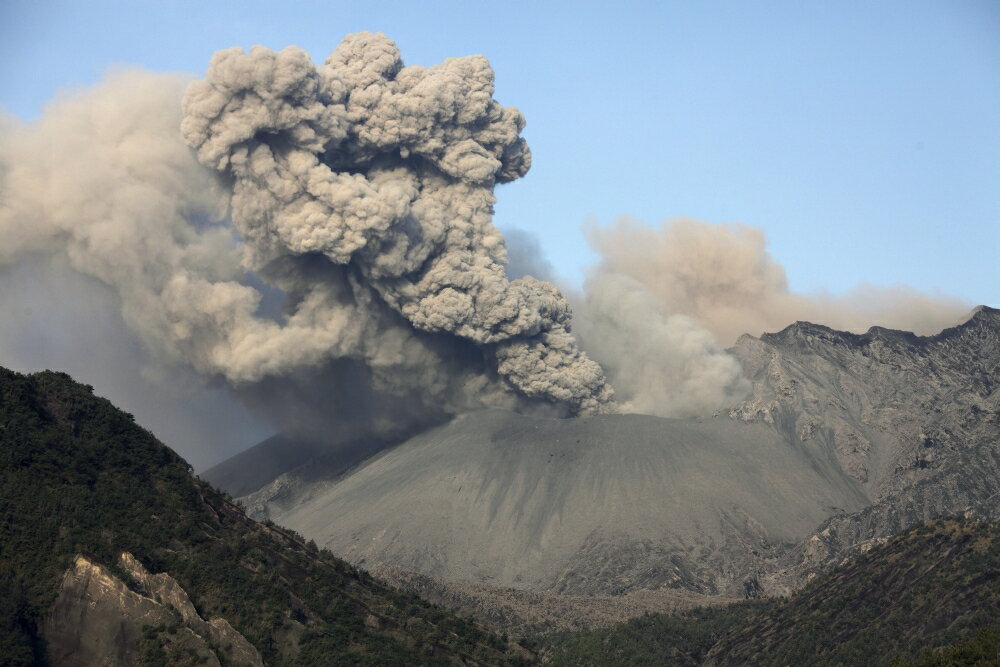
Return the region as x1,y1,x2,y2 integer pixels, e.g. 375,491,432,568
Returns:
224,306,1000,603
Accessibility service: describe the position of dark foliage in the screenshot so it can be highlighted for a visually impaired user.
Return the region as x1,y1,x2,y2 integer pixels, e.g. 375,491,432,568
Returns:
707,518,1000,665
546,518,1000,666
544,601,773,666
900,626,1000,665
0,367,522,665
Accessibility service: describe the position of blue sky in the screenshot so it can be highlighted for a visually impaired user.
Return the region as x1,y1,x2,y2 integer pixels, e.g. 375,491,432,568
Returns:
2,0,998,305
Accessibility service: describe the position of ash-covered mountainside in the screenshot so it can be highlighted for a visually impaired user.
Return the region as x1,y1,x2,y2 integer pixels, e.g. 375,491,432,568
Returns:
731,305,999,493
0,366,524,665
728,306,1000,591
242,411,866,598
220,307,999,601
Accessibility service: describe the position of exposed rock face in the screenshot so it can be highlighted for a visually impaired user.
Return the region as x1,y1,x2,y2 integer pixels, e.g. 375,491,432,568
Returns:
232,307,999,601
42,554,262,667
728,306,1000,592
730,306,998,496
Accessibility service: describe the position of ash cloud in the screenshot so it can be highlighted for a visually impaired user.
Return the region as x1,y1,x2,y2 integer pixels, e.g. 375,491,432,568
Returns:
565,217,970,417
178,32,611,414
0,34,612,466
0,32,974,457
586,218,970,346
572,274,750,417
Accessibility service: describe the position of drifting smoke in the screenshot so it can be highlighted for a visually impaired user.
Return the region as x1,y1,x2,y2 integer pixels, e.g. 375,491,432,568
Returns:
568,217,970,417
0,33,974,454
572,275,750,418
0,33,612,455
586,218,971,345
178,32,612,415
501,225,750,417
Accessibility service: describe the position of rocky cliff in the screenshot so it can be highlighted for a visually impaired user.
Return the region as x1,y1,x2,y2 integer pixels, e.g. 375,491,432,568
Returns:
727,306,1000,592
43,553,261,667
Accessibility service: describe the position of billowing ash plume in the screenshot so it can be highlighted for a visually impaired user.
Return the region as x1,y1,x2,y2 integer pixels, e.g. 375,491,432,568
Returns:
0,33,612,453
0,33,974,456
572,274,750,417
179,32,611,414
564,216,970,417
502,226,749,417
586,217,971,346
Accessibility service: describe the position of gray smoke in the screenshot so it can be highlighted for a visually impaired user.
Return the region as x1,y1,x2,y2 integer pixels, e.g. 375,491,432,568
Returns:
501,227,557,283
0,34,612,462
572,273,750,417
500,226,750,417
1,33,974,456
178,33,611,414
564,217,971,418
586,217,971,346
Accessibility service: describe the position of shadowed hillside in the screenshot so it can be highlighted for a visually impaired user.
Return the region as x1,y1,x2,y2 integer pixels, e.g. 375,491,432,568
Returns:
0,366,527,665
546,518,1000,666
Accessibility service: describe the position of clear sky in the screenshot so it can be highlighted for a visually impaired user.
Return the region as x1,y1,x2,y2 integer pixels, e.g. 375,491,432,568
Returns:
2,0,998,305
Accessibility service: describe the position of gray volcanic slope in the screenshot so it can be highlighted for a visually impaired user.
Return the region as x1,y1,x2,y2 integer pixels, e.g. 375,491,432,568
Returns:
246,410,867,596
233,306,1000,599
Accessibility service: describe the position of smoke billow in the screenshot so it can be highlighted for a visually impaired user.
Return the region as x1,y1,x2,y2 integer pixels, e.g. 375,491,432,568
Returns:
0,33,974,458
572,273,750,417
0,33,612,459
585,218,970,345
566,217,970,417
178,33,612,415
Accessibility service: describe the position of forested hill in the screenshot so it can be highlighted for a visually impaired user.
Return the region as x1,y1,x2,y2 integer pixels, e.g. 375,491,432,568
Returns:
0,367,526,665
548,518,1000,665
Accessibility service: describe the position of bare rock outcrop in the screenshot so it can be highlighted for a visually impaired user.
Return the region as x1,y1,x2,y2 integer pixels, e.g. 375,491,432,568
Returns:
729,306,1000,593
42,553,262,667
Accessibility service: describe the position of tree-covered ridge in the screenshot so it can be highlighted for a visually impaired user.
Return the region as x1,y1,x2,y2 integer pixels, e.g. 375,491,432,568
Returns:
546,518,1000,666
0,367,525,665
543,600,773,666
707,517,1000,665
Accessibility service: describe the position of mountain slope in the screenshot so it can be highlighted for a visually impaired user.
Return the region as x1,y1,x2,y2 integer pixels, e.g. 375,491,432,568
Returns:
705,517,1000,665
728,305,1000,591
0,366,524,665
243,409,867,597
731,305,999,497
547,518,1000,666
233,308,999,600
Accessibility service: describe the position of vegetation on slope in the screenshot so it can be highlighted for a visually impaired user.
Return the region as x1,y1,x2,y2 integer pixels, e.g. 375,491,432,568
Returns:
707,517,1000,665
4,363,998,666
544,601,772,666
546,518,1000,666
0,367,524,665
